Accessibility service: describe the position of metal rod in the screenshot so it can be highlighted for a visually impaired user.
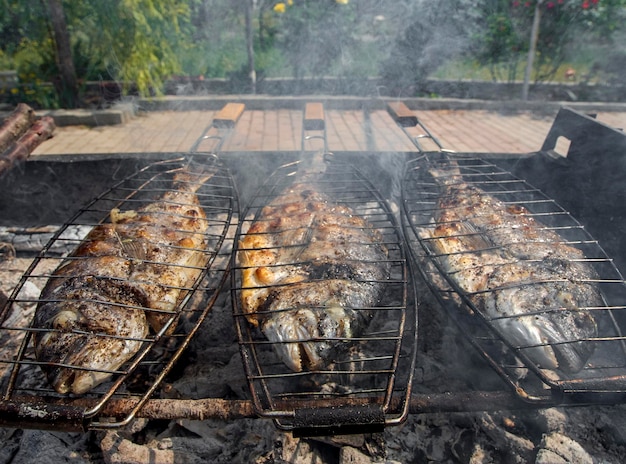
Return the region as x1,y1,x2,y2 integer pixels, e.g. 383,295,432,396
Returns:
0,389,572,432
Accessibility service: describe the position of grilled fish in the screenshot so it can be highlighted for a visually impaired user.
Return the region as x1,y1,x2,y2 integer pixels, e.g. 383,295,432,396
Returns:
33,167,213,394
238,171,389,372
424,163,600,374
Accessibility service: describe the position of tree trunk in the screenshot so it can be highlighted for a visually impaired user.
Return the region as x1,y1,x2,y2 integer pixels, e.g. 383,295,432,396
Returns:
243,0,256,94
47,0,79,108
522,0,543,101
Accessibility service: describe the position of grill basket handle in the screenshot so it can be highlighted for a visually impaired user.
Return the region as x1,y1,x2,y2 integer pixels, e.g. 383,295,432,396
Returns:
292,404,385,437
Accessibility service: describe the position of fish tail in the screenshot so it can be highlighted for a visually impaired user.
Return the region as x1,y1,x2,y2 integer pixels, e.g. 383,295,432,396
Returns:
297,150,329,176
172,168,216,193
428,158,464,186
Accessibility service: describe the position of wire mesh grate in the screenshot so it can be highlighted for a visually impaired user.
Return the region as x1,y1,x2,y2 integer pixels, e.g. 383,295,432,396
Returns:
0,154,238,429
231,156,418,433
401,152,626,401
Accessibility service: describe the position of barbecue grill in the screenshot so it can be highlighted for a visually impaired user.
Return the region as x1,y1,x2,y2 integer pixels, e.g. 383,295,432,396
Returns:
402,152,626,402
0,131,238,430
231,153,418,436
0,103,625,437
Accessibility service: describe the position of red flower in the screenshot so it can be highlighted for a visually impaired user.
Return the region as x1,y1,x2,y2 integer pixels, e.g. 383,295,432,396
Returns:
512,0,520,5
546,1,555,7
582,0,590,8
524,1,531,6
591,0,599,3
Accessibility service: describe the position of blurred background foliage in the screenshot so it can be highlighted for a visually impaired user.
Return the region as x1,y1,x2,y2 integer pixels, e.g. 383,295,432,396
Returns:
0,0,624,108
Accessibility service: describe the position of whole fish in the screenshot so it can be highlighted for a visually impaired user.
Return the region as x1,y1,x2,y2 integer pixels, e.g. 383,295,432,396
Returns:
238,172,389,372
424,163,600,374
33,167,213,394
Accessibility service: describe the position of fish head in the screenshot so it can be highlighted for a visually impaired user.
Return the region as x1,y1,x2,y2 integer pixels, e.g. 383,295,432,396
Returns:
33,279,149,395
492,316,560,371
490,283,599,374
261,306,354,372
524,308,597,374
35,328,144,395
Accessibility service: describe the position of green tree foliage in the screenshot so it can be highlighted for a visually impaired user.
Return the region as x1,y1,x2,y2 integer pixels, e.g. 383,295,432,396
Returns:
1,0,625,107
472,0,626,82
80,0,191,96
0,0,191,104
179,0,246,78
0,1,58,107
472,3,526,82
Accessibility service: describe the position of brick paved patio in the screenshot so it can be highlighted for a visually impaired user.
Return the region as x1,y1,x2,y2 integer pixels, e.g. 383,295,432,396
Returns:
32,103,626,157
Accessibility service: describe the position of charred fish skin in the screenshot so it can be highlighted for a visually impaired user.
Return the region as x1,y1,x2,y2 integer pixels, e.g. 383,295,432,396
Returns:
426,164,600,374
33,168,213,394
33,275,149,395
239,176,389,372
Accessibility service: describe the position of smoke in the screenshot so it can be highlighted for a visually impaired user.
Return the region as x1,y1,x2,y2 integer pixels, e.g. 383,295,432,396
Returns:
590,25,626,85
379,0,481,96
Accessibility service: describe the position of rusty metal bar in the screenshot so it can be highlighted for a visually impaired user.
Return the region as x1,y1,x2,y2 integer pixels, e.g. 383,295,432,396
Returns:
0,400,88,432
0,389,568,433
4,382,626,433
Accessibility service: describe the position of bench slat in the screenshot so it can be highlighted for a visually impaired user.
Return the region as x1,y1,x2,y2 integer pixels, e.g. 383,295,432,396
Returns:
387,102,418,127
304,103,325,130
213,103,245,128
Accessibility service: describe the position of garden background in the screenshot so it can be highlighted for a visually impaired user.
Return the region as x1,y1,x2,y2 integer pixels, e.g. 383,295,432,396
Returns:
1,0,624,109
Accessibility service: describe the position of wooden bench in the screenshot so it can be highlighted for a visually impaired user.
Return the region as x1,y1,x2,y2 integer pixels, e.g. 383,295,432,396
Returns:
213,103,245,129
304,102,325,131
387,101,418,127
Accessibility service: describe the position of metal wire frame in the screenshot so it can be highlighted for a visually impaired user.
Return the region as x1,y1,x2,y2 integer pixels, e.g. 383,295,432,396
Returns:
0,154,238,430
401,152,626,401
393,114,446,154
230,156,418,434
